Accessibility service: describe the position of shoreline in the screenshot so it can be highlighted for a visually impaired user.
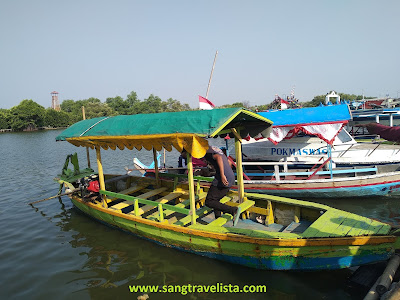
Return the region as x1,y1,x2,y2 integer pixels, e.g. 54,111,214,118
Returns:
0,126,67,133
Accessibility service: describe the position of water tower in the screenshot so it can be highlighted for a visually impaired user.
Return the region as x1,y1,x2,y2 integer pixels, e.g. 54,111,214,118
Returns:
51,91,60,111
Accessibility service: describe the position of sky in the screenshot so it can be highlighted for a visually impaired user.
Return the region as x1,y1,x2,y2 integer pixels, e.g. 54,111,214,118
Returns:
1,0,399,109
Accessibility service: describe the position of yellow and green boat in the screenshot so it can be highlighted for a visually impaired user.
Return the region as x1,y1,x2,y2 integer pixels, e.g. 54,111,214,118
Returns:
55,108,400,271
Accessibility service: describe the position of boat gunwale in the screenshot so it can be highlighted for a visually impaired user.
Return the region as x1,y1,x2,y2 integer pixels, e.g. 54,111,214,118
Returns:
241,171,400,185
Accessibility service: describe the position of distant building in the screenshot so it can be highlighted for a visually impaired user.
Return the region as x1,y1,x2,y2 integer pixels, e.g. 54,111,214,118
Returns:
51,91,61,111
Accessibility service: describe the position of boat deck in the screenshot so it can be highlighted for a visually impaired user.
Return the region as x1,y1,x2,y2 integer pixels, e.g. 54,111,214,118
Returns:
97,179,391,239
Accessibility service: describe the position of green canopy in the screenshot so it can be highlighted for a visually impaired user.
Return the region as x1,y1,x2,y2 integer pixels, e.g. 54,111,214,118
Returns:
56,108,272,158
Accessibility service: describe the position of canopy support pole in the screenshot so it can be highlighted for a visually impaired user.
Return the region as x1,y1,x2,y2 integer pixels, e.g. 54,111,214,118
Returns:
95,146,107,207
327,143,333,179
153,148,160,187
232,128,245,203
187,153,197,225
82,106,91,169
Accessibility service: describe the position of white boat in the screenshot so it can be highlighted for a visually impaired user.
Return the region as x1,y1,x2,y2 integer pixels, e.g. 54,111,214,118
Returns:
240,105,400,166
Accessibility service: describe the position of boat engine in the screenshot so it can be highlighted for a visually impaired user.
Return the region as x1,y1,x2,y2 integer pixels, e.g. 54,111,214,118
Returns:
75,174,100,202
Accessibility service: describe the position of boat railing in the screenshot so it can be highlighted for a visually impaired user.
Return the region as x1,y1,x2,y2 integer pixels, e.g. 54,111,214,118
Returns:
240,161,378,181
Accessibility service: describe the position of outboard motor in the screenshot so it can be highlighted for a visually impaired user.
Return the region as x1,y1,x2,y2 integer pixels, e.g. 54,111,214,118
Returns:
75,174,100,202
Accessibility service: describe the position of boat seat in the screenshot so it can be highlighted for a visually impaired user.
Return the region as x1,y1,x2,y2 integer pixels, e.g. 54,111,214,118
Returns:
146,191,207,221
109,187,166,211
206,200,255,227
173,195,232,226
207,213,233,227
107,185,147,202
128,191,184,216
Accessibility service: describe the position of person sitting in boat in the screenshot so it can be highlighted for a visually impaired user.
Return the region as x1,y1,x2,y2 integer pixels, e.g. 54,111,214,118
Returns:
201,146,239,223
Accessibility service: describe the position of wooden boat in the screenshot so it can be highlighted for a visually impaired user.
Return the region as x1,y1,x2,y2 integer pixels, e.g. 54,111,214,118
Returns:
55,108,400,271
242,105,400,165
235,105,400,198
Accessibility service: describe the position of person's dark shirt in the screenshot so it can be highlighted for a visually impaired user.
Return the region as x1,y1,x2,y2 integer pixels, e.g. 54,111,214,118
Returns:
204,146,235,187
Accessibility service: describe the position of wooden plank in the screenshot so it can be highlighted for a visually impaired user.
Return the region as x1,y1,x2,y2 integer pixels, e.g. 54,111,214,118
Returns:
330,214,363,237
173,205,213,226
109,202,131,211
244,167,378,178
147,198,191,221
108,187,166,211
346,218,374,237
376,223,392,235
363,220,392,236
165,191,208,217
173,194,233,226
129,191,184,216
207,214,233,227
313,211,352,238
107,185,147,201
237,200,255,213
136,187,168,199
101,190,189,215
188,224,301,239
302,209,340,238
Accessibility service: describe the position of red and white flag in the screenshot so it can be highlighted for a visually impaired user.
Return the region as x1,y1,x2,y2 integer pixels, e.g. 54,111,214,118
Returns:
280,98,289,110
199,95,215,110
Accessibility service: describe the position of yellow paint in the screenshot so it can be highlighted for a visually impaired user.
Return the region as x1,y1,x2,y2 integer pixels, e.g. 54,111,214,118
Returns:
209,109,273,137
153,148,160,186
187,153,197,225
72,195,396,247
294,207,301,223
95,146,107,207
67,133,209,158
158,203,164,222
266,201,274,225
232,128,244,202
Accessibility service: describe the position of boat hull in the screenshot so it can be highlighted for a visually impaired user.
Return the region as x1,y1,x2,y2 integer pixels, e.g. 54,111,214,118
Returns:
70,197,395,271
241,173,400,198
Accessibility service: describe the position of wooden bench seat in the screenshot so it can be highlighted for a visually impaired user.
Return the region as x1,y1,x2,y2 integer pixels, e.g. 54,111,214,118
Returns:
206,199,255,227
109,187,166,211
127,191,184,216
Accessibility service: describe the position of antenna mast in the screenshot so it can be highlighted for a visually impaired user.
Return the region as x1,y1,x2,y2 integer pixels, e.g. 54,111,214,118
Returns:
206,50,218,99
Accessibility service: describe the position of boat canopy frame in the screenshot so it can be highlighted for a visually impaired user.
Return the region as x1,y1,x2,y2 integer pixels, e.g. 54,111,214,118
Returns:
56,108,273,225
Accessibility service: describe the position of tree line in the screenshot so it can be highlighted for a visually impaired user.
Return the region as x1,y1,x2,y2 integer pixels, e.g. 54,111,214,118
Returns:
0,91,373,131
0,91,191,131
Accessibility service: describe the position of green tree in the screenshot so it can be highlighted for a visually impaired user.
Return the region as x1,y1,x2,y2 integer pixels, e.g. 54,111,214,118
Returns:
44,108,71,127
106,96,127,114
126,91,139,107
0,109,11,129
9,100,46,130
141,94,163,114
220,102,248,108
163,98,191,112
84,102,113,119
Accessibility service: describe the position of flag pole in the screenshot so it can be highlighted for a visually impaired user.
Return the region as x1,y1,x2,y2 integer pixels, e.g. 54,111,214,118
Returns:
206,50,218,99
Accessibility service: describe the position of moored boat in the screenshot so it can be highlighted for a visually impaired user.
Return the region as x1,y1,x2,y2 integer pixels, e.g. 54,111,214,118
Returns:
242,105,400,166
55,108,400,270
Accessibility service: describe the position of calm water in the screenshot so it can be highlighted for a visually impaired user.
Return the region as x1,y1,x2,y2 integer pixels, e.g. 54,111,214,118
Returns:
1,130,400,300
